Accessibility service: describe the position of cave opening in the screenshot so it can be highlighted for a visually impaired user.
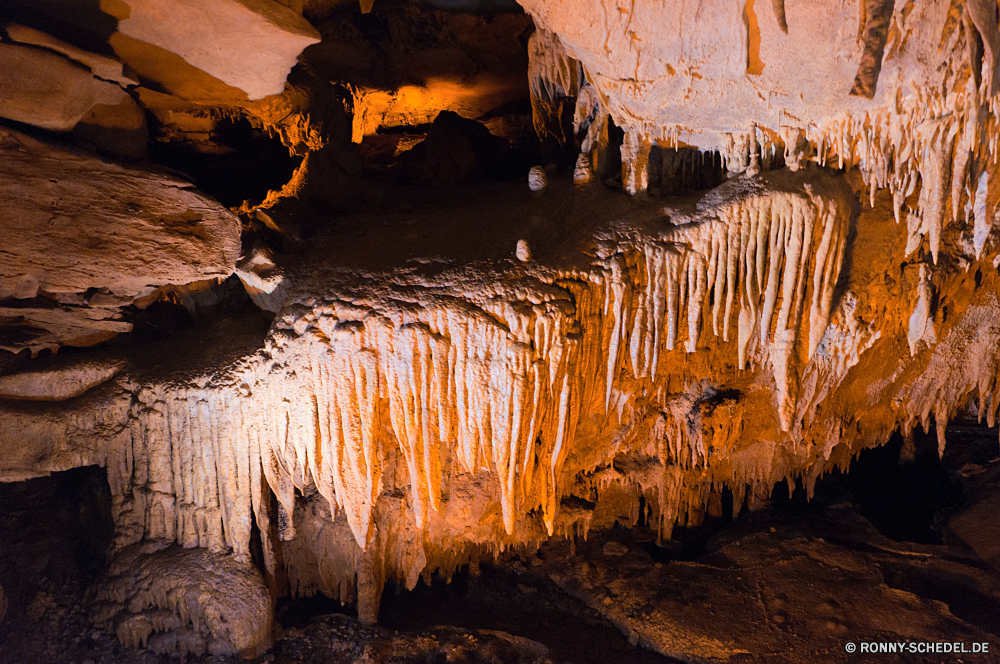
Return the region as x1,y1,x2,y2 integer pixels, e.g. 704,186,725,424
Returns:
0,467,116,663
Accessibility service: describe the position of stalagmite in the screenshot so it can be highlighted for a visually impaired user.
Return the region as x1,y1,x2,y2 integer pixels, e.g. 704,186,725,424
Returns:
573,152,593,185
528,166,548,193
91,542,272,656
908,264,937,356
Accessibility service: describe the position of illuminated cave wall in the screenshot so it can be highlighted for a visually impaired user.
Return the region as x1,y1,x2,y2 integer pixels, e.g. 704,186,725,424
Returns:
3,0,1000,657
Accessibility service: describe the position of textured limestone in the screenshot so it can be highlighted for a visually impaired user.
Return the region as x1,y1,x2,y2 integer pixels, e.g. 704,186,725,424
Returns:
90,541,272,657
6,163,1000,630
520,0,964,145
528,166,548,192
4,24,138,87
0,126,241,296
0,360,123,402
522,0,1000,267
235,243,289,314
6,2,1000,643
0,42,129,132
0,126,242,354
0,380,129,482
108,0,320,100
527,26,582,148
540,511,1000,663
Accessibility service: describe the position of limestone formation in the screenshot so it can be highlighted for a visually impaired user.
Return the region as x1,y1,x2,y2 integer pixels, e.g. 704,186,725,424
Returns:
528,165,547,192
0,126,242,354
235,242,289,314
90,541,272,657
521,0,1000,265
515,239,532,262
5,160,999,630
0,43,130,132
9,0,321,102
5,1,1000,660
0,360,123,402
572,152,592,185
109,0,321,100
4,24,138,88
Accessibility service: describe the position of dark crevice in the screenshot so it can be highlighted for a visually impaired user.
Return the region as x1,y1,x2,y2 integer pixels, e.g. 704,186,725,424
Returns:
378,564,678,664
148,116,302,209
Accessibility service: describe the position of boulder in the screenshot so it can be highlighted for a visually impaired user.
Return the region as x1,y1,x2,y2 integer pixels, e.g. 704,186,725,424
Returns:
0,126,241,353
397,110,512,185
0,42,128,132
110,0,320,100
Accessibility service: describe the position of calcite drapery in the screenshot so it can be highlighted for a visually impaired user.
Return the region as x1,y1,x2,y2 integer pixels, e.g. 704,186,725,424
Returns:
522,0,1000,265
11,166,996,625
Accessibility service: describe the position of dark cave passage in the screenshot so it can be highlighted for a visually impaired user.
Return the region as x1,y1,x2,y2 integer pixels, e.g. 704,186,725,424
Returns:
148,115,303,209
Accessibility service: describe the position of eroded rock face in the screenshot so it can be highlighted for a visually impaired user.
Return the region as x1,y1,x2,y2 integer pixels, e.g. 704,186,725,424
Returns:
9,0,320,102
112,0,320,100
0,42,130,132
4,160,999,637
4,24,138,88
522,0,1000,264
90,541,272,657
0,127,242,354
0,359,122,402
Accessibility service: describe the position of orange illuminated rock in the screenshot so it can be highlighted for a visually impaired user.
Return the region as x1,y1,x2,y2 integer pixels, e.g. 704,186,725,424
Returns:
108,0,320,100
0,43,130,132
522,0,1000,264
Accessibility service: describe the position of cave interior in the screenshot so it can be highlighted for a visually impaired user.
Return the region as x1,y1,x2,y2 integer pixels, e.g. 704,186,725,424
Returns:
2,1,1000,663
